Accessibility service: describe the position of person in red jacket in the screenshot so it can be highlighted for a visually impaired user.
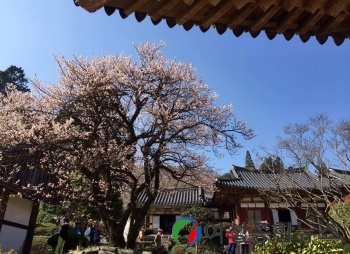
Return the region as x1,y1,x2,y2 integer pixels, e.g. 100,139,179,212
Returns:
225,228,236,254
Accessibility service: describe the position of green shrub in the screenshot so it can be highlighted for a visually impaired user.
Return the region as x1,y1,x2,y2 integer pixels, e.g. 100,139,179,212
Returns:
30,237,54,254
344,245,350,253
170,246,195,254
35,223,57,236
144,228,153,235
254,233,344,254
171,245,187,254
47,233,89,252
184,247,196,254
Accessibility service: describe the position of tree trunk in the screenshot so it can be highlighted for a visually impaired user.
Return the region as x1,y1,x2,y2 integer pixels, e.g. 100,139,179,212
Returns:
98,205,132,248
126,200,154,248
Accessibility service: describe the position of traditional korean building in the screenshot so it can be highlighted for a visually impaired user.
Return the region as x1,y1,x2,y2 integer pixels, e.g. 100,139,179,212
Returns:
0,163,58,254
210,165,349,227
74,0,350,46
136,186,205,233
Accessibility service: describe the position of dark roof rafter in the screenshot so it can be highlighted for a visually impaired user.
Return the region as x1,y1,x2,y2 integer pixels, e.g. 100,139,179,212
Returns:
74,0,350,45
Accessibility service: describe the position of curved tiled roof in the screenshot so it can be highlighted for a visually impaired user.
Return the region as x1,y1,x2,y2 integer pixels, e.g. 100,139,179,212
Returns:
74,0,350,46
136,186,205,206
215,165,322,191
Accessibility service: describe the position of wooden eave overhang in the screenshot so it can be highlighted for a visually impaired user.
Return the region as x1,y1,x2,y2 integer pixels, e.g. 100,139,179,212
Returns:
74,0,350,45
0,166,60,205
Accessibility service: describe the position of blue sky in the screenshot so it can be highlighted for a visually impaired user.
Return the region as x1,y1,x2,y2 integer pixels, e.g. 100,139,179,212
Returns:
1,1,350,174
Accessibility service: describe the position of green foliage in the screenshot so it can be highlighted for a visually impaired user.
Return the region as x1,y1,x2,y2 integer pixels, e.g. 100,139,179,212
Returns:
181,205,215,228
245,150,255,170
37,203,61,224
260,156,284,172
144,228,153,235
35,223,57,236
344,245,350,253
47,233,89,252
254,233,344,254
170,245,201,254
0,65,30,95
30,237,54,254
330,201,350,233
184,247,196,254
170,245,187,254
180,205,215,244
220,173,232,179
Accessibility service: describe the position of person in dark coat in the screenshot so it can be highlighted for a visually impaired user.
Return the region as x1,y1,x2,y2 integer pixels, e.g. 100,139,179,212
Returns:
89,221,101,245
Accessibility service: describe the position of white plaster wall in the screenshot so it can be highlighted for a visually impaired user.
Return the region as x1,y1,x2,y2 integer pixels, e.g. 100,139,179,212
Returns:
0,225,27,253
153,215,160,230
3,197,33,226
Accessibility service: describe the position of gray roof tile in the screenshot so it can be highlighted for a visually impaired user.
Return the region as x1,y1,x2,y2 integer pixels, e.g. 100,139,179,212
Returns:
136,187,205,206
215,165,322,190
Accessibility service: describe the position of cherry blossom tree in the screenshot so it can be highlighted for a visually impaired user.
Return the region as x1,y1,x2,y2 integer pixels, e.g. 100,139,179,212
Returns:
0,42,253,248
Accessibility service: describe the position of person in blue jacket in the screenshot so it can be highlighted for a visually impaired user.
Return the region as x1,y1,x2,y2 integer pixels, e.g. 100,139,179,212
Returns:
89,221,101,245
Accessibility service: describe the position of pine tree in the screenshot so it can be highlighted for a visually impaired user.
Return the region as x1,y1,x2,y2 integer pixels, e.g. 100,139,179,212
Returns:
260,156,285,172
0,65,30,95
245,150,256,170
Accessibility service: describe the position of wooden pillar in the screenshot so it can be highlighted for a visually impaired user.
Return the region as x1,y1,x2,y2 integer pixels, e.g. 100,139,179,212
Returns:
0,189,10,232
233,198,241,225
22,201,40,254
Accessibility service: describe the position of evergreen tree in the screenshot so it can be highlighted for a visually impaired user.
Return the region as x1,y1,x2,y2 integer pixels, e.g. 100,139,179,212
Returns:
260,156,274,172
221,172,232,179
245,150,255,170
260,156,284,172
0,65,30,95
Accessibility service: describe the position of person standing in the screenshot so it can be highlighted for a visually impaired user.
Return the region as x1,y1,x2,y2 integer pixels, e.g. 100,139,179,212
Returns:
84,223,92,242
89,221,101,245
240,229,249,254
55,210,70,254
225,228,236,254
154,228,163,248
72,222,82,235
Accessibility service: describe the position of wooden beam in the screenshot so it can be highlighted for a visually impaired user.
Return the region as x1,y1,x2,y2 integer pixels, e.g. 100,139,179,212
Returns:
124,0,149,16
297,9,325,35
176,0,208,25
207,0,221,6
281,0,304,12
299,33,312,43
265,29,277,39
250,5,280,31
275,7,304,33
227,3,257,29
75,0,111,12
303,0,329,14
332,33,346,46
183,0,195,5
232,0,254,10
150,0,179,20
324,0,349,17
257,0,280,12
316,34,328,44
200,0,235,28
318,12,346,35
